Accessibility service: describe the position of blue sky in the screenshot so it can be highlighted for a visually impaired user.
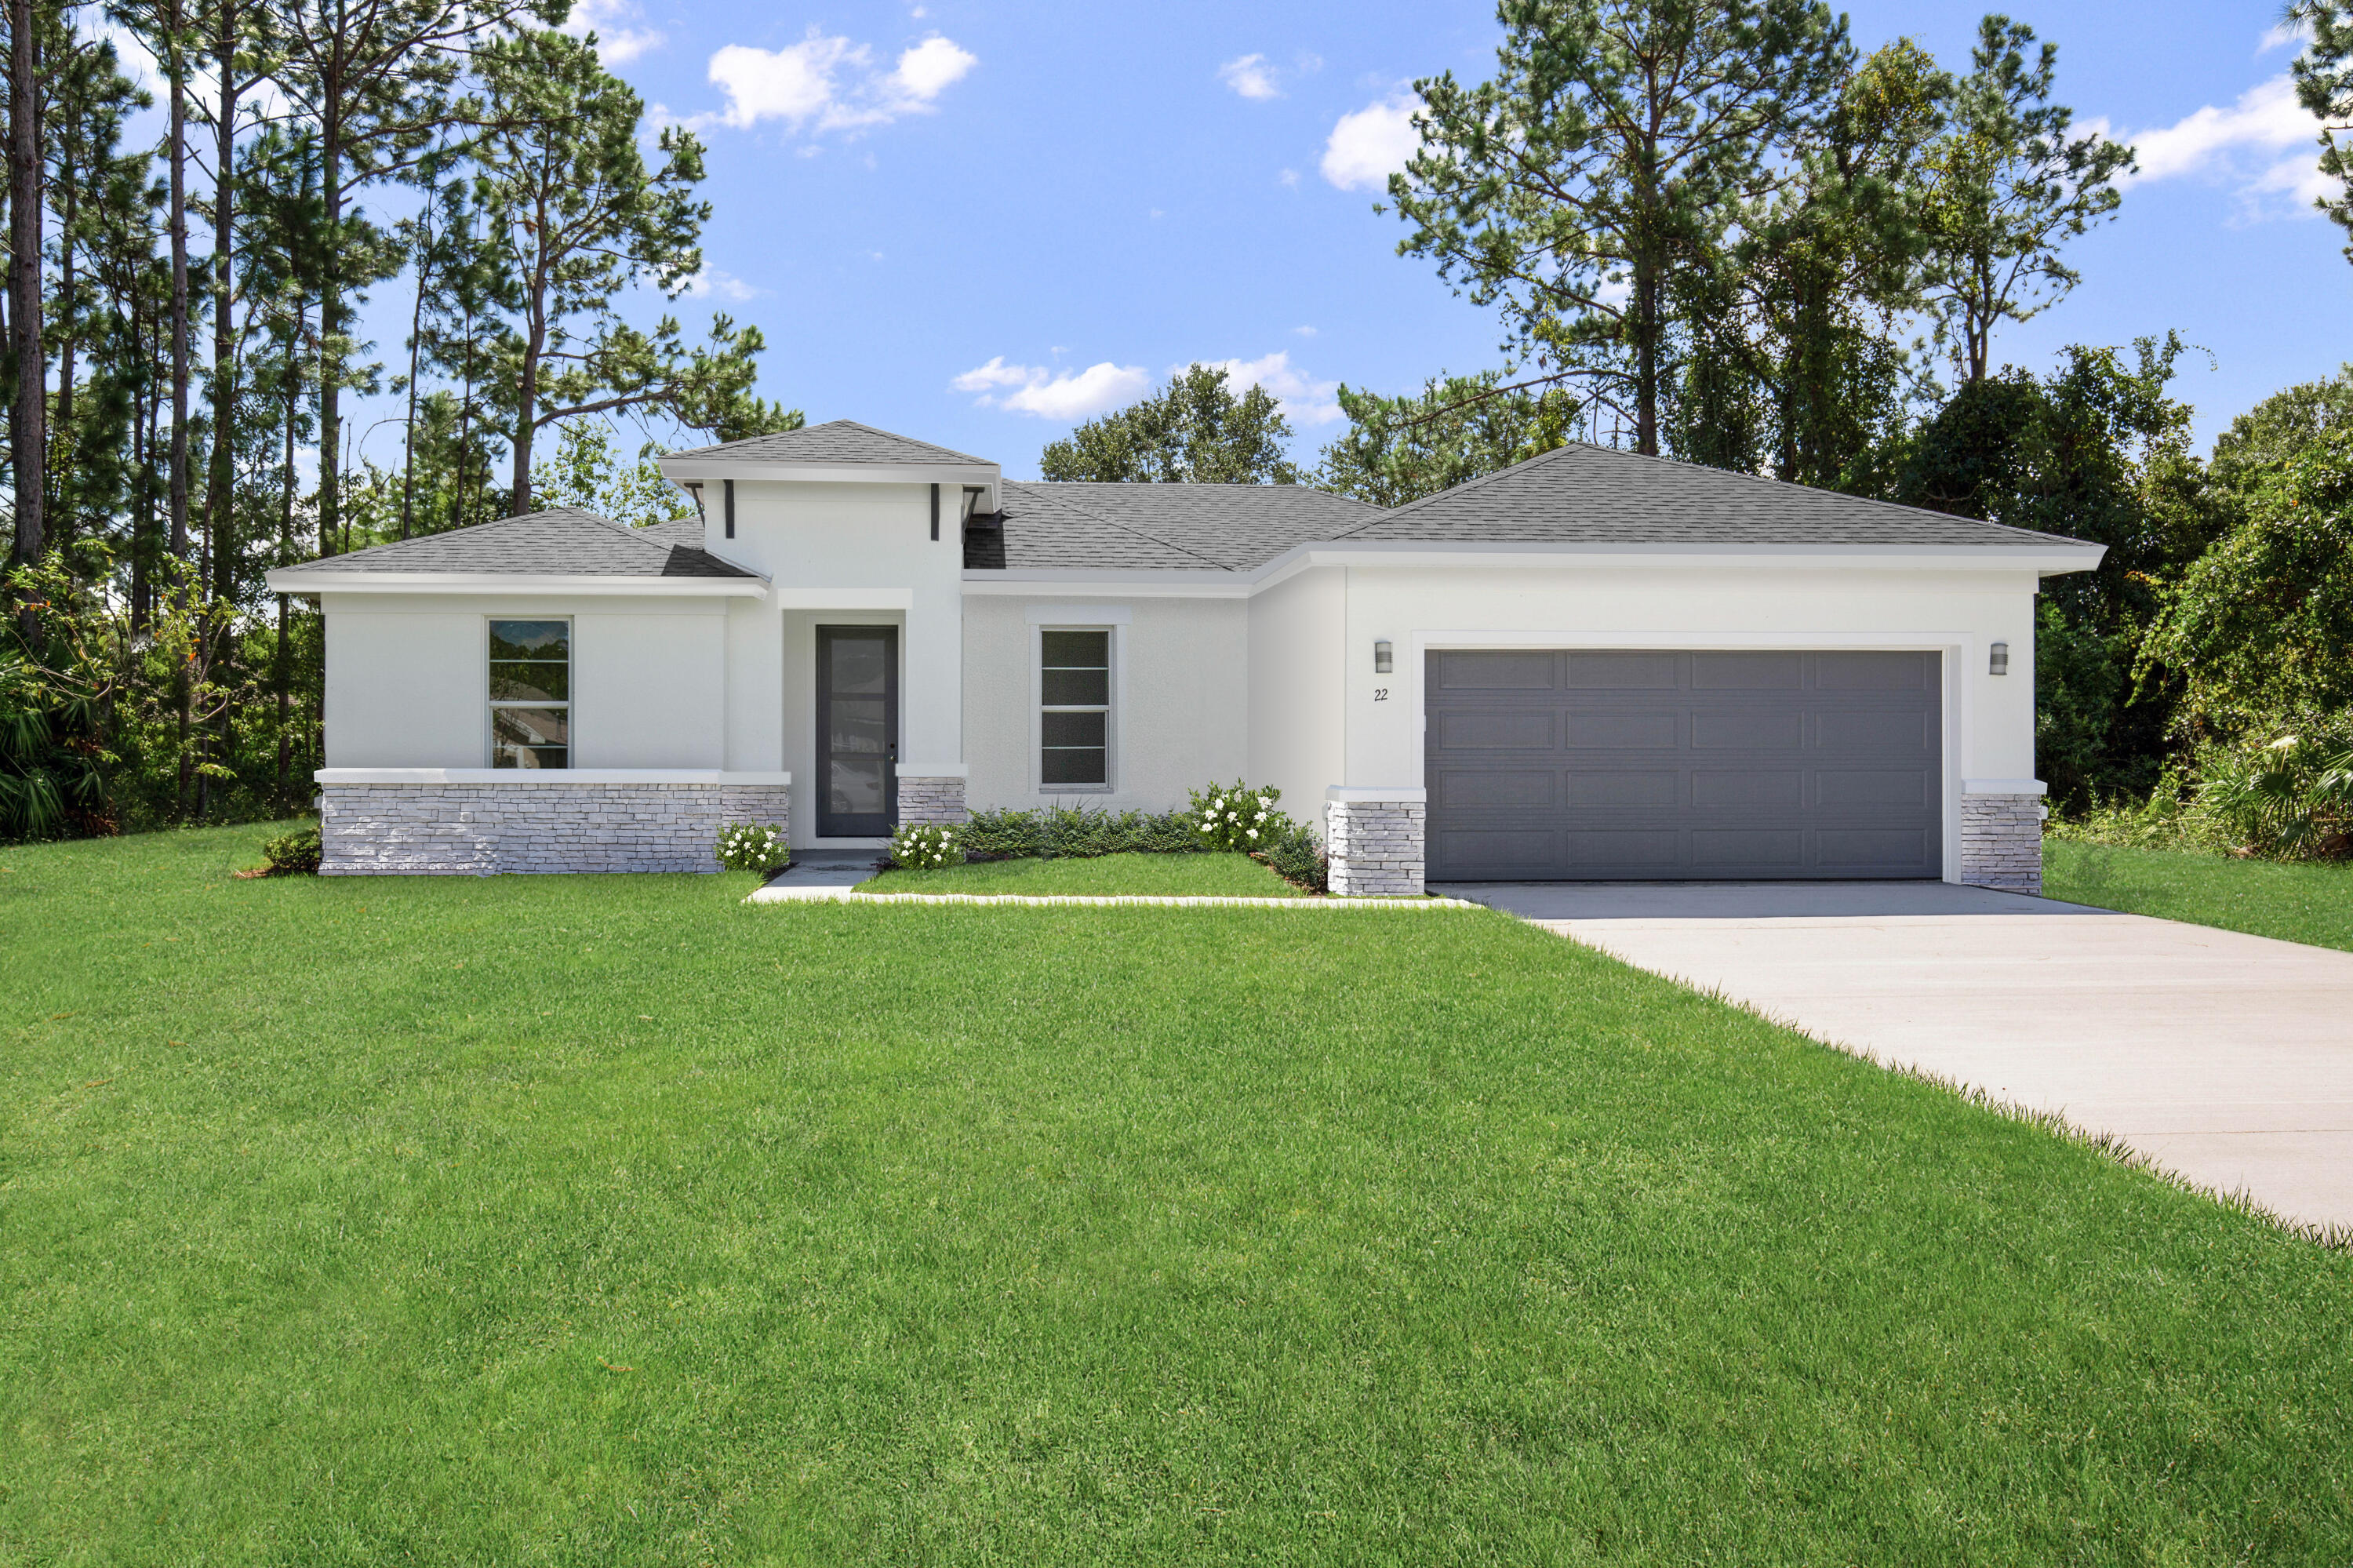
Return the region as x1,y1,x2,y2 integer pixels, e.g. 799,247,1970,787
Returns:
347,0,2353,478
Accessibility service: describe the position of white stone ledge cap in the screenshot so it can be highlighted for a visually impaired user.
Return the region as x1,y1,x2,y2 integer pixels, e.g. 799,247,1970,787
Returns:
1326,786,1430,804
749,888,1477,908
1961,778,2048,796
316,768,792,786
895,762,970,779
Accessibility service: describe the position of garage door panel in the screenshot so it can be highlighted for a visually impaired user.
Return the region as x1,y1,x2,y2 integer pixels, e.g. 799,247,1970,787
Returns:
1566,650,1679,689
1566,712,1679,748
1566,830,1682,871
1817,828,1937,873
1690,829,1806,868
1566,770,1679,807
1437,769,1554,808
1816,707,1934,755
1691,710,1804,750
1816,769,1933,807
1435,650,1556,689
1817,650,1934,689
1438,712,1553,749
1691,769,1803,809
1439,830,1559,871
1427,648,1943,882
1691,650,1803,689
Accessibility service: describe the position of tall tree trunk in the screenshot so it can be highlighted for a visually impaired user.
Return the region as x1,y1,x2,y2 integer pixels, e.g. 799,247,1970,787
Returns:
507,328,538,516
316,88,342,557
9,0,46,626
53,163,75,547
166,3,191,565
397,223,427,539
275,304,300,802
205,0,240,609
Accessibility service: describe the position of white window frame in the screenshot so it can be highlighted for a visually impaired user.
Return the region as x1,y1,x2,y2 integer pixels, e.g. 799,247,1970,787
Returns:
1034,624,1116,794
486,615,573,769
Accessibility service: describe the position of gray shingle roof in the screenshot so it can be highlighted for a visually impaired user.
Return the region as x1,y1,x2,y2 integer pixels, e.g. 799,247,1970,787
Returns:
668,419,992,467
1335,442,2089,548
275,508,758,579
979,482,1385,571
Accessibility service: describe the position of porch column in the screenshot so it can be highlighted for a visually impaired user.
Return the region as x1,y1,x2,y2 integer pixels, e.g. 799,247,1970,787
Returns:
1325,786,1426,897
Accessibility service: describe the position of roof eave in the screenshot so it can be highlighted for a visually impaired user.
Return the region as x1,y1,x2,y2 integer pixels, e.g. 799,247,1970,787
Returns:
264,569,770,598
658,454,1002,507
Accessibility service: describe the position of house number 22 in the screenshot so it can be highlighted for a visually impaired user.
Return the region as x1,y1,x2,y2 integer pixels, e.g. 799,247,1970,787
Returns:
1373,688,1389,701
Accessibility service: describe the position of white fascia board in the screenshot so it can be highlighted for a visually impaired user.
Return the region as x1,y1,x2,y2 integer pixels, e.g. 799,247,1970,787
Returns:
962,538,2104,600
962,569,1251,599
1296,540,2108,575
264,569,769,598
317,768,792,785
657,455,1002,509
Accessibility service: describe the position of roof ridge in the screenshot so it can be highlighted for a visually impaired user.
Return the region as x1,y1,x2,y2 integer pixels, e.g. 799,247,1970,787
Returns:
1001,481,1238,570
1337,441,2089,547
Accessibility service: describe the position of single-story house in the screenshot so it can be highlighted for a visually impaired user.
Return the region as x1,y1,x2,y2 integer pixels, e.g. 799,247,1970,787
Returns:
266,420,2101,893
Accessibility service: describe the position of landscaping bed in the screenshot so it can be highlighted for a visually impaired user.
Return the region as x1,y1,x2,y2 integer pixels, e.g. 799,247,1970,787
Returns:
858,849,1311,899
4,821,2349,1562
2045,838,2353,953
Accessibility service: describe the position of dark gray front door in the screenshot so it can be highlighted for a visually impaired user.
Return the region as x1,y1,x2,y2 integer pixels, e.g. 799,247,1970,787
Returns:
1425,649,1942,881
816,626,898,838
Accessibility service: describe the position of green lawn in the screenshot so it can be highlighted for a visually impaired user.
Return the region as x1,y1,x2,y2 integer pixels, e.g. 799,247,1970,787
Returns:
860,849,1309,897
2046,837,2353,952
3,823,2350,1563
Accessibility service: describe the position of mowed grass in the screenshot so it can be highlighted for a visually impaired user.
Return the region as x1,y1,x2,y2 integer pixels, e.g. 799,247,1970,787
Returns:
860,850,1309,897
3,824,2350,1565
2046,837,2353,953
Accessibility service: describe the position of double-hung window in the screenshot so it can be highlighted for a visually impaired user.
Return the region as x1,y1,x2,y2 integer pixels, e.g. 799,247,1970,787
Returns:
1039,629,1111,788
489,619,570,769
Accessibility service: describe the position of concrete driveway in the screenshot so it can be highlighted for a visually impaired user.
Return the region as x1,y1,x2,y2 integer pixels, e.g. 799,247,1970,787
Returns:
1435,880,2353,1233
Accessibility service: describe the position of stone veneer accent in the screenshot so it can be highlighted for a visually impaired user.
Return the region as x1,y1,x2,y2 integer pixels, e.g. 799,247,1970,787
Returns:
320,780,792,875
1325,789,1427,897
896,773,969,827
1958,791,2044,894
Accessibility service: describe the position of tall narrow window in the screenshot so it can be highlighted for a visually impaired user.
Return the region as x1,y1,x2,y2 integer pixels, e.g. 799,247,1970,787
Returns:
489,619,569,768
1040,629,1110,787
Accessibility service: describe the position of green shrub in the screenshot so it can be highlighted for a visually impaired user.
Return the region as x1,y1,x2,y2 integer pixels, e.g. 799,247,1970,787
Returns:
2194,728,2353,860
1188,780,1286,852
714,821,790,875
1253,817,1328,892
959,804,1197,860
261,824,322,875
889,820,963,869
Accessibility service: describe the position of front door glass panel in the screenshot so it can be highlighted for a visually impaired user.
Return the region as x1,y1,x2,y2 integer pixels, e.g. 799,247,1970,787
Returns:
816,628,898,836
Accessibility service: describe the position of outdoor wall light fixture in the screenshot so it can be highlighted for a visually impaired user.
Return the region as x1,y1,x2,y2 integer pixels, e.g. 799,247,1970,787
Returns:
1989,641,2009,675
1374,640,1394,674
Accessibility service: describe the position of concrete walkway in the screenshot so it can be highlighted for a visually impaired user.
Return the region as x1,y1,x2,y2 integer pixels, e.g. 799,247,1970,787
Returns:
1438,881,2353,1233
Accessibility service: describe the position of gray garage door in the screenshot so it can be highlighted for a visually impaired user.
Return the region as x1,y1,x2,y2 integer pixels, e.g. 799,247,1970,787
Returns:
1426,649,1942,881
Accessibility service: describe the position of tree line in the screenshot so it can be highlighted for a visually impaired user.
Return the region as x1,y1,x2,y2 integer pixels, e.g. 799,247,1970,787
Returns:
1044,0,2353,856
0,0,798,839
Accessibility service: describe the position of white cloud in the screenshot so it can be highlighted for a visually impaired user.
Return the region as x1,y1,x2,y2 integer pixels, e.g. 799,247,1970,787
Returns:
697,27,976,135
953,358,1151,420
1291,324,1317,337
1219,53,1281,100
1278,167,1300,187
1321,93,1422,191
565,0,663,64
1186,351,1342,426
2260,18,2311,53
679,267,760,301
2113,73,2334,217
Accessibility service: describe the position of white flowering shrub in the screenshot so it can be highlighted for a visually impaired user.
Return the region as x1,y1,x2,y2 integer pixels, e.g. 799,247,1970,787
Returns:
1188,780,1289,852
890,820,963,870
715,821,791,874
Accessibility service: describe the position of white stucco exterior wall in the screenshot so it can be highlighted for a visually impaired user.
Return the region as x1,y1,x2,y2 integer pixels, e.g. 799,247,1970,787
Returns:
1244,565,1347,824
320,592,729,769
962,593,1249,813
1336,561,2044,875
